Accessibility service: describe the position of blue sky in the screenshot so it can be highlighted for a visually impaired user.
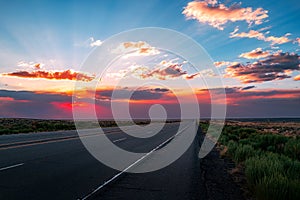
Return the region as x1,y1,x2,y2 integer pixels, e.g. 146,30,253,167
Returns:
0,0,299,71
0,0,299,118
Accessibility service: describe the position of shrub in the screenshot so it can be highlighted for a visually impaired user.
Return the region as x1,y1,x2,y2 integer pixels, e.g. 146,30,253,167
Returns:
245,153,300,200
255,174,300,200
245,153,284,187
255,174,288,200
227,140,238,156
284,138,300,160
238,128,257,139
253,134,288,153
233,144,255,163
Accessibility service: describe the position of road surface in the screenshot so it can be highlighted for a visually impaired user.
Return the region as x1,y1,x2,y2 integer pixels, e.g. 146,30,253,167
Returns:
0,121,205,200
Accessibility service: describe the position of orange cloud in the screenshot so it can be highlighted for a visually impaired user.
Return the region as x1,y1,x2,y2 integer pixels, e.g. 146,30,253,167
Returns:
230,28,290,45
183,0,268,30
113,41,160,58
34,63,41,70
123,41,146,49
2,69,95,82
239,48,270,59
185,72,200,80
294,74,300,81
226,52,300,83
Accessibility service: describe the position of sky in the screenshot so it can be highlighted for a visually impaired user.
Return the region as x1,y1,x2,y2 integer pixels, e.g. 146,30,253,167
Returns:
0,0,299,119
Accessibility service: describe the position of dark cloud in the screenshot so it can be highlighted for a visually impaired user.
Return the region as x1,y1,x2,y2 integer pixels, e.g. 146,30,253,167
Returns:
0,90,73,119
0,90,71,103
139,63,187,80
96,87,171,101
197,87,300,117
1,87,299,119
226,52,300,83
241,86,256,90
154,88,169,92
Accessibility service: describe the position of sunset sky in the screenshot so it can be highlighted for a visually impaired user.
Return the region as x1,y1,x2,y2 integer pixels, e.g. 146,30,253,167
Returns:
0,0,299,119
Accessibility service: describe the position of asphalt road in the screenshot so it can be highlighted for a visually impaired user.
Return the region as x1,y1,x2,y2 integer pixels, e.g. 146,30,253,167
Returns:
0,121,203,200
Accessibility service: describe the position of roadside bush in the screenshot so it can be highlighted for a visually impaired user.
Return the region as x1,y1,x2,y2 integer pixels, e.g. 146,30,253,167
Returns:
255,174,300,200
253,134,288,153
245,153,284,187
255,174,293,200
237,128,257,139
284,138,300,160
199,122,209,133
233,144,255,163
245,153,300,200
227,140,238,156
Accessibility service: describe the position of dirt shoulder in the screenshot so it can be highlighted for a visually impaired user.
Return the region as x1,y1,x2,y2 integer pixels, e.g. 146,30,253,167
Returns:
200,142,252,200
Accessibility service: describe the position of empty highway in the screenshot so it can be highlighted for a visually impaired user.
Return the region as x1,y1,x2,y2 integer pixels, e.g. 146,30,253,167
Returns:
0,121,205,200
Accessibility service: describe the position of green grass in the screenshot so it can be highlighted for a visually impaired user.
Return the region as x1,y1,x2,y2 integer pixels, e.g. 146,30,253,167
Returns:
200,121,300,200
0,118,179,135
0,118,76,134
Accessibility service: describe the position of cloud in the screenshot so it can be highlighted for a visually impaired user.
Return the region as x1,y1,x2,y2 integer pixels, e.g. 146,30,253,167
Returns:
89,37,102,47
295,38,300,46
135,63,187,80
239,48,270,59
214,61,239,68
128,60,200,80
113,41,160,58
2,69,95,82
230,28,290,45
196,87,300,117
241,85,256,90
230,28,264,39
0,89,71,102
185,73,200,80
0,89,73,119
1,88,299,119
226,52,300,83
294,74,300,81
264,35,290,45
17,61,45,70
182,0,268,30
95,87,172,102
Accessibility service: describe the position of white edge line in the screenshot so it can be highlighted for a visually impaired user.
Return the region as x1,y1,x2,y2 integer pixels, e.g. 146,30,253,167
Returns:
80,121,194,200
0,163,24,171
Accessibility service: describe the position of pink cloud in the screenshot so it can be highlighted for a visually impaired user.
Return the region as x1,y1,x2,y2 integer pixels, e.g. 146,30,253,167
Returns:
239,48,270,59
182,0,268,30
230,28,290,45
